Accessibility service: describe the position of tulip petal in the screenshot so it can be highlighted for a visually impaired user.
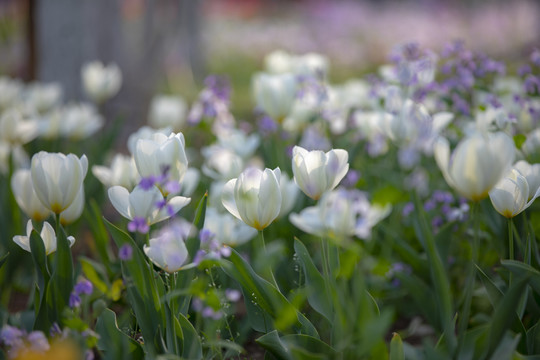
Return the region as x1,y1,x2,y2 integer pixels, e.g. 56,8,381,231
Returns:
108,186,132,220
221,179,241,220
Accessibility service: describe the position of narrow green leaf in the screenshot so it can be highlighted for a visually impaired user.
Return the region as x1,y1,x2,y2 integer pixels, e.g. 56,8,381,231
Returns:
87,199,113,275
0,252,8,270
80,257,109,295
222,249,318,337
256,331,291,360
486,276,529,358
293,239,332,322
95,308,144,360
488,333,520,360
177,312,202,360
29,229,50,331
389,333,404,360
501,260,540,296
526,322,540,354
185,192,207,259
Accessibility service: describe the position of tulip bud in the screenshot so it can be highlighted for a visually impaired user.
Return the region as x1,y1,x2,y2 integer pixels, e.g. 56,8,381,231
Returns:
291,146,349,200
221,167,282,230
30,152,88,214
489,167,540,218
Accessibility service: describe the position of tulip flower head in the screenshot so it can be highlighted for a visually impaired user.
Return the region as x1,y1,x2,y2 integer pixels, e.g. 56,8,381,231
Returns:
434,132,514,201
489,167,540,218
133,132,188,195
143,222,190,273
221,167,282,230
13,220,75,255
252,72,298,122
30,152,88,214
108,185,191,233
81,61,122,104
291,146,349,200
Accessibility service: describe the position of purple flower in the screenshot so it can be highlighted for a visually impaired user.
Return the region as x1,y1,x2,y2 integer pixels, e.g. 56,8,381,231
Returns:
531,49,540,66
139,176,156,190
74,279,93,295
69,293,82,308
27,331,50,353
225,289,241,302
119,244,133,261
128,217,149,234
402,202,414,217
342,170,360,188
0,325,24,347
199,229,215,245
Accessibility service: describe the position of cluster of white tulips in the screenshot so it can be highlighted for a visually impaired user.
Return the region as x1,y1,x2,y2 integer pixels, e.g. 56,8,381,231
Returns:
2,42,540,359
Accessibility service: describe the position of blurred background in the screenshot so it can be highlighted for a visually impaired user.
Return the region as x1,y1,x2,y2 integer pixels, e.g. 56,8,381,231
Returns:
1,0,538,139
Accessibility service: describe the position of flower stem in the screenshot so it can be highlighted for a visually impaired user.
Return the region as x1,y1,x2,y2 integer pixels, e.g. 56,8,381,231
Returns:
260,230,280,290
508,217,514,261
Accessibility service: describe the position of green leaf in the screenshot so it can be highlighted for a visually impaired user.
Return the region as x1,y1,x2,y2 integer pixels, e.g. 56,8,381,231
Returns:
80,257,109,295
257,331,336,360
372,185,408,206
96,308,144,360
176,312,202,360
485,275,529,358
293,239,332,322
87,199,113,275
526,322,540,354
501,260,540,296
46,223,74,326
185,192,207,260
104,218,165,356
514,134,527,149
29,229,50,331
390,333,404,360
0,252,8,270
488,333,520,360
221,249,318,337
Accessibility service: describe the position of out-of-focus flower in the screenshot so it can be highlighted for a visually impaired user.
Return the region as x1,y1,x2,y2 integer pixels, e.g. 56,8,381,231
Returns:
0,77,22,110
277,173,299,219
0,108,39,146
148,95,188,131
203,207,258,246
108,185,190,231
289,189,391,241
31,152,88,214
143,222,190,273
202,146,244,181
133,132,188,195
25,82,62,113
252,72,297,122
513,160,540,201
217,128,260,159
489,168,540,218
126,126,172,155
434,132,514,201
60,103,104,139
118,244,133,261
221,167,282,230
13,220,75,255
81,61,122,104
291,146,349,200
263,50,329,78
92,153,139,190
11,169,52,221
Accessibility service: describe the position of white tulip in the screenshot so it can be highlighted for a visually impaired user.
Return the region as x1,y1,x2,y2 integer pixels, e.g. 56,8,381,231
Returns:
11,169,51,221
60,103,104,139
0,77,22,110
202,146,243,181
81,61,122,104
252,72,297,122
92,153,139,190
126,126,172,155
133,132,188,193
513,160,540,201
31,152,88,214
434,132,515,201
221,167,282,230
148,95,187,131
108,185,190,227
13,220,75,255
143,223,189,273
289,189,391,240
291,146,349,200
0,108,39,146
489,168,540,218
24,82,62,113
